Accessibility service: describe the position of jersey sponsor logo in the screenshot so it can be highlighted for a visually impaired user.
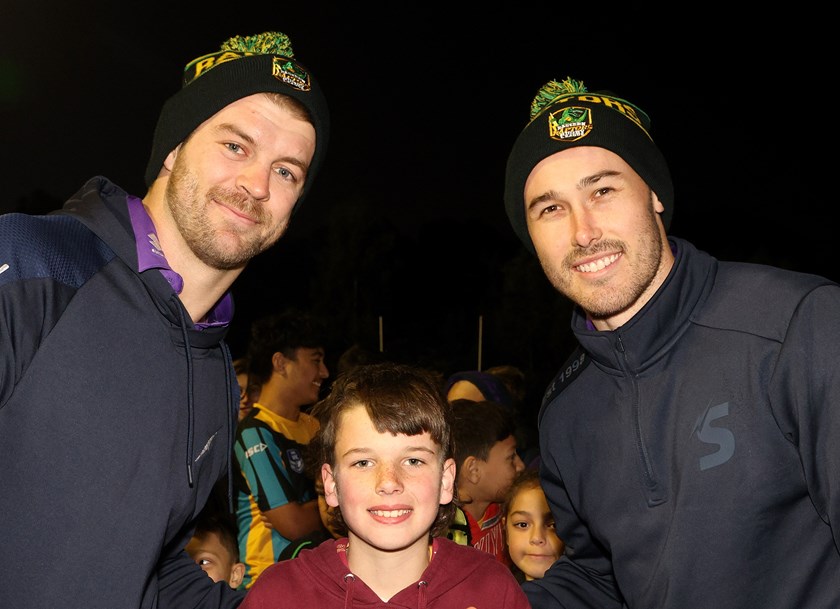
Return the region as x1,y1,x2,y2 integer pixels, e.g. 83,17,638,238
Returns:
244,442,268,459
694,401,735,471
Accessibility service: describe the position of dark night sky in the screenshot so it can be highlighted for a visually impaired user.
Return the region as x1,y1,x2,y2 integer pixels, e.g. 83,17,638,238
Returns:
1,3,830,399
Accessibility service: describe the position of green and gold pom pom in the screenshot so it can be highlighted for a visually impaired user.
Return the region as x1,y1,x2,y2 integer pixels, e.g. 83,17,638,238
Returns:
530,77,587,120
220,32,294,57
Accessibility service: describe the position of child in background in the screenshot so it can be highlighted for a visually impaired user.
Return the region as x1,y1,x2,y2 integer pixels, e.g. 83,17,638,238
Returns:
503,468,565,582
240,362,530,608
234,357,260,422
186,506,246,589
447,398,526,565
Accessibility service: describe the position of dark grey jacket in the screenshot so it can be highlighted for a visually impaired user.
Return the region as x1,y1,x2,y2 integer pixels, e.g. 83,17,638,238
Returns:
525,238,840,608
0,176,245,608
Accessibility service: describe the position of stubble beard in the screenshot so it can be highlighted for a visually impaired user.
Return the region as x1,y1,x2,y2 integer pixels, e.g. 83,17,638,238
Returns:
540,202,665,320
165,158,288,270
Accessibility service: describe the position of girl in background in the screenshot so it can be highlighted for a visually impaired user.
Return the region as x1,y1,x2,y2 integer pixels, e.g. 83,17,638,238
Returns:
503,469,565,582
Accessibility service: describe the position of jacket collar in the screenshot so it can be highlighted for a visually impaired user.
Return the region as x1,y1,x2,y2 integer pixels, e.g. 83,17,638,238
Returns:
570,237,716,372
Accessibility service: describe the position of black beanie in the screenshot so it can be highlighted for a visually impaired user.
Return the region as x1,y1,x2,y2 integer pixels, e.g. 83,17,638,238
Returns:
144,32,329,212
504,77,672,253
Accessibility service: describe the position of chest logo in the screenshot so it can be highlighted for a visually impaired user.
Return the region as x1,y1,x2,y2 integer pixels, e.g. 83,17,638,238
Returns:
694,401,735,471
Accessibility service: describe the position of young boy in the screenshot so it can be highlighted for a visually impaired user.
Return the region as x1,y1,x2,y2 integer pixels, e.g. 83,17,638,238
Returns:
240,362,530,608
234,309,330,587
447,399,526,565
186,506,246,589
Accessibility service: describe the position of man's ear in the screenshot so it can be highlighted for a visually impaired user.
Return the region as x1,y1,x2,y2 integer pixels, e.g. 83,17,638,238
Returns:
652,191,665,214
439,457,456,504
162,146,180,174
322,463,339,508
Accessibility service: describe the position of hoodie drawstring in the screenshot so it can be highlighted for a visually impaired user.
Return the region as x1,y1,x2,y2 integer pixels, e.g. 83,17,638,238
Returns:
173,296,236,501
173,296,195,487
219,340,235,509
417,580,428,609
343,573,355,609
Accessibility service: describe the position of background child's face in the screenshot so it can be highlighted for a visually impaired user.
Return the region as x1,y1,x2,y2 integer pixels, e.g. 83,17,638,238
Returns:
504,485,565,580
477,434,525,503
322,404,455,555
185,531,244,588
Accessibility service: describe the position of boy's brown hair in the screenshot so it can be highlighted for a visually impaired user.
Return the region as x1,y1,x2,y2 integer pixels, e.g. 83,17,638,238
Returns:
309,362,456,537
450,398,518,467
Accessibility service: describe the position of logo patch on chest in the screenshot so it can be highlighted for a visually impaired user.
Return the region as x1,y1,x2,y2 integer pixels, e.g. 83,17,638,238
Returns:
286,448,305,473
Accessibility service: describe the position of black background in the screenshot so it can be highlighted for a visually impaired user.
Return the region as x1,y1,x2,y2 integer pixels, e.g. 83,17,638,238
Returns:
1,3,830,415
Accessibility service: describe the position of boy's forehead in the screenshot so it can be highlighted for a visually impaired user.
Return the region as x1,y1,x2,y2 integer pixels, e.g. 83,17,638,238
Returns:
335,404,440,452
186,532,227,557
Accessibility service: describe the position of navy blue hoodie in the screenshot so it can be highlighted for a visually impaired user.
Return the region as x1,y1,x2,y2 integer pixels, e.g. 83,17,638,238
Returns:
0,177,245,608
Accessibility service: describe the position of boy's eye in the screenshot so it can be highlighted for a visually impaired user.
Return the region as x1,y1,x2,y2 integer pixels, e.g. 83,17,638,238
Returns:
198,558,212,566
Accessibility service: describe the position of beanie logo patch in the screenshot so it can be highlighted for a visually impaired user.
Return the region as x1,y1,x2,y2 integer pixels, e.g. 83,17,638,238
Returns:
548,106,593,142
272,57,311,92
183,51,312,93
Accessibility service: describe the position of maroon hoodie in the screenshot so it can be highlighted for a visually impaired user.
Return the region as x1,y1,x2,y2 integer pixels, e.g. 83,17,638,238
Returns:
240,537,531,608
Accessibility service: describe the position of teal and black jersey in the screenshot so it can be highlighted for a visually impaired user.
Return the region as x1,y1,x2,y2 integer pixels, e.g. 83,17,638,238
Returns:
234,405,319,588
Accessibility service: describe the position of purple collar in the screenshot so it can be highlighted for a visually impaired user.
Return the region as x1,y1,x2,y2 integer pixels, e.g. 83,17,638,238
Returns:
127,196,232,329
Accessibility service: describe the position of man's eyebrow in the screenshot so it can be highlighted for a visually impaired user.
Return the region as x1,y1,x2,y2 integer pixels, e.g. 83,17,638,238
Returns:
213,122,310,174
527,190,560,212
279,155,309,175
527,169,623,211
214,122,254,145
578,169,621,188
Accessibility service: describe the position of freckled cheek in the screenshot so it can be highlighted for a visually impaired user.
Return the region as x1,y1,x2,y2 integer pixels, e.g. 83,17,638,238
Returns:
333,478,363,509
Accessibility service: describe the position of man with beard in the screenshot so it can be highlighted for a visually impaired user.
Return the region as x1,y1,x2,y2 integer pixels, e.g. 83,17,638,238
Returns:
503,77,840,608
0,31,328,609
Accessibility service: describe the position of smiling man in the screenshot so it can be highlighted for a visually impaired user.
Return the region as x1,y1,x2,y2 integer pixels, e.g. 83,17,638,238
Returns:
504,77,840,608
0,31,328,609
233,308,330,588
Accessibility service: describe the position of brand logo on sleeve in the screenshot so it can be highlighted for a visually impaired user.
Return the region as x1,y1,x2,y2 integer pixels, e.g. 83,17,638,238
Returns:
245,442,268,459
